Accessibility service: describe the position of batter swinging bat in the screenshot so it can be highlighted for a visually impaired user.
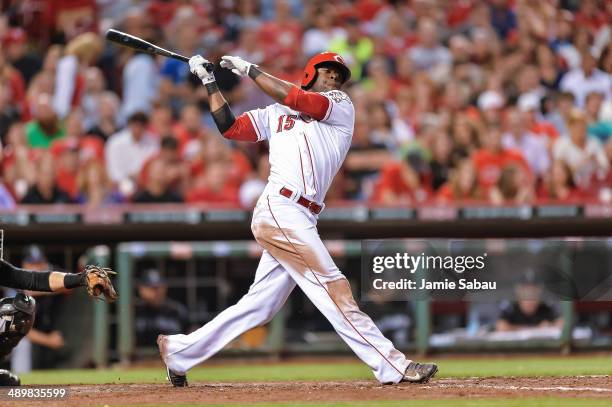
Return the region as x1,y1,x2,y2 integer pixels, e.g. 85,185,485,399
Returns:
105,29,214,72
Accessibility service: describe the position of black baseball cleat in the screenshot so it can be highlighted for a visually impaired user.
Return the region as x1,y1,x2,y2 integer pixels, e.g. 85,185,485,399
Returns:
165,366,188,387
401,362,438,383
157,335,188,387
0,370,20,386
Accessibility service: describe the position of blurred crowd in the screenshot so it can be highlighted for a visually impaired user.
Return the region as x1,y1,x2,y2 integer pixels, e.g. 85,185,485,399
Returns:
0,0,610,210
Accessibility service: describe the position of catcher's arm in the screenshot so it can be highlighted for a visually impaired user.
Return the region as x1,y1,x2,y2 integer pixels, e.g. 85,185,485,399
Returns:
0,259,117,302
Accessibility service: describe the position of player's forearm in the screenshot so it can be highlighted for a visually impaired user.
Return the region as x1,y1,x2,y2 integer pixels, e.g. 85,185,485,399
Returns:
205,82,237,134
248,66,293,103
0,259,85,292
249,67,330,120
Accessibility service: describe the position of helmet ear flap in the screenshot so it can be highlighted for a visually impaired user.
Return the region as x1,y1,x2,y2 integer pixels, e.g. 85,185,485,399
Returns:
301,68,318,89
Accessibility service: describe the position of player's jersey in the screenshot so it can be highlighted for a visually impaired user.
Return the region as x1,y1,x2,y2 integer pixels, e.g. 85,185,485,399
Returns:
246,90,355,204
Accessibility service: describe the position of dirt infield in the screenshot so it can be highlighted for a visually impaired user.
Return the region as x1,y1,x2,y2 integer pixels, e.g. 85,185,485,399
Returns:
5,376,611,406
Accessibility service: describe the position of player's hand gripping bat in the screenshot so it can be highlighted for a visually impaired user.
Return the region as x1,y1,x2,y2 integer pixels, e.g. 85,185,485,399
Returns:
105,29,214,72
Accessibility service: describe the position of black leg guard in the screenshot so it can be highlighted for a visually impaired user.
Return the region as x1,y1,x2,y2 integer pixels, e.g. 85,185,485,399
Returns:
0,293,36,386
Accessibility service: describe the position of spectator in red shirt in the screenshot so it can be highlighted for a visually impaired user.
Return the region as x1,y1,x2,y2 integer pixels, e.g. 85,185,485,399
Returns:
186,161,240,205
537,160,584,203
437,158,483,203
258,0,303,73
189,136,252,191
2,27,42,86
54,137,79,199
139,135,189,193
575,0,608,35
472,124,530,191
517,93,560,143
489,164,534,205
173,104,206,156
371,159,427,204
0,48,26,119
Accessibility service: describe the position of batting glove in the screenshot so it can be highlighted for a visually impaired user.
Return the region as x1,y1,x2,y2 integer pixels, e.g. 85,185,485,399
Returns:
220,55,256,77
189,55,215,85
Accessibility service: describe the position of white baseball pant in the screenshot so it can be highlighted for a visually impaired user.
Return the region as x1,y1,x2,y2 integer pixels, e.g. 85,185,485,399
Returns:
163,184,411,384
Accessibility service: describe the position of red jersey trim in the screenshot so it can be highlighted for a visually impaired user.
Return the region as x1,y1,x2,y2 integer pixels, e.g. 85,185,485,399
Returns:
223,113,258,142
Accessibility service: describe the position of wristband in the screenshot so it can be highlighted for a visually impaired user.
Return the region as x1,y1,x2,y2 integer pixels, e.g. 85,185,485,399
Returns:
64,273,86,289
205,82,219,95
248,66,262,80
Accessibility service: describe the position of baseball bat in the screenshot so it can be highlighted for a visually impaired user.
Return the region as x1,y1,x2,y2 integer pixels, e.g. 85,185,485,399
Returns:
105,29,214,72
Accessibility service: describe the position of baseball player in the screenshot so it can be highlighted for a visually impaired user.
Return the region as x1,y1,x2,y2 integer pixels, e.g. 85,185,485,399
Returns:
157,52,438,386
0,258,116,385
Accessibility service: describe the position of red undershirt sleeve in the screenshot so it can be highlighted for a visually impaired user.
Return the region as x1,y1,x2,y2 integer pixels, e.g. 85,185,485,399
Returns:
282,86,330,121
222,113,258,142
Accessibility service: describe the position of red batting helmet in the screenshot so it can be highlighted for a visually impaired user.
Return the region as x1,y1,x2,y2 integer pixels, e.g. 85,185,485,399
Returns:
301,52,351,90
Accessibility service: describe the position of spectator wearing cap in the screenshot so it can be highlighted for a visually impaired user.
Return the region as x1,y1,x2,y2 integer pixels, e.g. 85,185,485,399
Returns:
21,152,72,204
134,269,189,348
552,109,609,186
2,27,41,86
517,93,559,142
104,112,159,197
25,93,65,149
52,33,103,120
560,49,612,108
477,90,505,126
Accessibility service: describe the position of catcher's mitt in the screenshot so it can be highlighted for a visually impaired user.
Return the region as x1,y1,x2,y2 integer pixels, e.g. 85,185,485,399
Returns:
83,265,117,302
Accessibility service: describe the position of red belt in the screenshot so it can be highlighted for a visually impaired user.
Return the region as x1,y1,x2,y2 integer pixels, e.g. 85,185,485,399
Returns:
279,187,323,215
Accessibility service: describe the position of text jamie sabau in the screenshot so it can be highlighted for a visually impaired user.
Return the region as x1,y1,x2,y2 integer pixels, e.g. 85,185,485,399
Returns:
371,253,496,290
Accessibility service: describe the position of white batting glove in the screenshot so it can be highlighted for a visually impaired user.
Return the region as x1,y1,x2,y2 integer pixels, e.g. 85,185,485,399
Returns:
189,55,215,85
220,55,256,77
